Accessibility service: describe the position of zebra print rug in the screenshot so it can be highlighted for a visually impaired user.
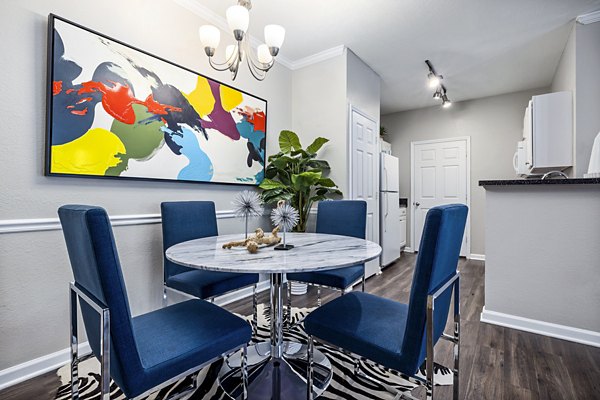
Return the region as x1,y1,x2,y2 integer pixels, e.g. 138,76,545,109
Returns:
55,304,452,399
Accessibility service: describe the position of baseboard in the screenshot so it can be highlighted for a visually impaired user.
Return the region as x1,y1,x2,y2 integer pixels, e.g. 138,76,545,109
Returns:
403,247,414,253
0,342,91,391
0,281,270,391
480,307,600,348
469,253,486,261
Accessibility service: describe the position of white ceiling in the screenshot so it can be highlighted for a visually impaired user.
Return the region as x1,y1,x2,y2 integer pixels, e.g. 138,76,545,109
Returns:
182,0,600,114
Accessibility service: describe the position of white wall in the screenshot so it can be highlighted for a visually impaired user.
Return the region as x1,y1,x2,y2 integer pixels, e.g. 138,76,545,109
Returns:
0,0,292,372
381,88,548,255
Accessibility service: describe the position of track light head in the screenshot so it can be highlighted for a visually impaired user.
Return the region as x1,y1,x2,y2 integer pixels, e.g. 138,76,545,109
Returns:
427,72,441,88
442,94,452,108
433,89,442,99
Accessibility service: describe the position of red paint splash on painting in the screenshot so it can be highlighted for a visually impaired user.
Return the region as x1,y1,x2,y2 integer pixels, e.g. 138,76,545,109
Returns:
239,109,266,132
55,80,182,124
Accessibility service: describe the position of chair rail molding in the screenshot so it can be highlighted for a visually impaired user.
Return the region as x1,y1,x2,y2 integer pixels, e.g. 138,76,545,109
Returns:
0,210,242,234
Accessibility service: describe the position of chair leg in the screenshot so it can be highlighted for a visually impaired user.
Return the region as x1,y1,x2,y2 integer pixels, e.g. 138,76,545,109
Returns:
362,274,366,292
306,336,314,400
100,308,111,400
252,284,258,336
317,286,321,307
162,285,168,308
287,280,292,328
426,295,435,400
69,287,79,399
453,280,461,400
241,345,248,400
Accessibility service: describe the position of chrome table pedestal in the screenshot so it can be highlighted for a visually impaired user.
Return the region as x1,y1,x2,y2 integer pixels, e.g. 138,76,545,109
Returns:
219,273,332,399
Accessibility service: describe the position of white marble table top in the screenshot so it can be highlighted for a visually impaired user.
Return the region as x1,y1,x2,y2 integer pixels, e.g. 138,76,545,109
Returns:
165,232,382,274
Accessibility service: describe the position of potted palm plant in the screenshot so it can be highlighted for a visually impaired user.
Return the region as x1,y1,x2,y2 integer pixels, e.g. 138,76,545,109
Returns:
259,130,342,232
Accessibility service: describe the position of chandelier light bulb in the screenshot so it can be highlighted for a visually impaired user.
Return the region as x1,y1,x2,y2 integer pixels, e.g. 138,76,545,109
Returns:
257,44,273,64
226,5,249,36
264,24,285,55
198,25,220,54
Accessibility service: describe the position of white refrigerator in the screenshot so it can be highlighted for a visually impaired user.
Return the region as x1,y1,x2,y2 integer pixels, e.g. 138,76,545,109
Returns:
380,153,402,267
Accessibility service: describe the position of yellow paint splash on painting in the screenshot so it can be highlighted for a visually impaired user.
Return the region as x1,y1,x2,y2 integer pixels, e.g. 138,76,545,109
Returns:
185,76,215,117
51,128,126,175
220,85,243,112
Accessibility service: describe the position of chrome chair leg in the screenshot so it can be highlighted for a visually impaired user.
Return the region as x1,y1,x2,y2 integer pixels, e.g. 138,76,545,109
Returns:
317,287,321,307
426,295,435,400
306,336,314,400
100,308,111,400
362,274,366,292
69,287,79,399
241,345,248,400
252,284,258,335
162,285,168,308
453,280,460,400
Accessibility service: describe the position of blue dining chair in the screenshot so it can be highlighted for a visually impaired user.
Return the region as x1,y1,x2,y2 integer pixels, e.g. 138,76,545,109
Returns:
304,204,468,400
58,205,251,399
161,201,260,331
286,200,367,315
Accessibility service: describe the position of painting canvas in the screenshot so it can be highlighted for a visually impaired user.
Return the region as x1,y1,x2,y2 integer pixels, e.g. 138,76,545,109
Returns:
46,15,267,185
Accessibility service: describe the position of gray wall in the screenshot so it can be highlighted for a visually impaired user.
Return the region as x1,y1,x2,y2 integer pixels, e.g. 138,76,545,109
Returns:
551,21,600,177
291,54,349,194
381,88,548,255
575,21,600,176
347,50,381,124
0,0,292,371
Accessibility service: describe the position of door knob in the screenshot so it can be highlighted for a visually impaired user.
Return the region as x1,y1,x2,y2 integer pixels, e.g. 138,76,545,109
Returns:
414,202,420,207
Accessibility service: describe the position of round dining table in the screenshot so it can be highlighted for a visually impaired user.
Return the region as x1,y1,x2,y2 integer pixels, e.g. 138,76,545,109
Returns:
166,231,382,400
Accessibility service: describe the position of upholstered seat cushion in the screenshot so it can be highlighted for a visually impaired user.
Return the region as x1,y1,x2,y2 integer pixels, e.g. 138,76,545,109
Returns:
129,299,251,397
166,270,259,300
287,264,364,290
304,291,417,375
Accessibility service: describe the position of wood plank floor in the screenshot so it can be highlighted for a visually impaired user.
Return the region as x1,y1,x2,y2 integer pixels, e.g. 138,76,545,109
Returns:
2,254,599,399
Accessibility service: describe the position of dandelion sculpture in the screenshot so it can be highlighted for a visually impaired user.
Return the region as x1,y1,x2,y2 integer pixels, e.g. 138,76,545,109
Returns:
271,200,299,250
232,190,263,239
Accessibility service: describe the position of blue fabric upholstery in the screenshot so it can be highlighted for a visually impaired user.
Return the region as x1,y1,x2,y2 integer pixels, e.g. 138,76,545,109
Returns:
58,205,251,398
304,204,467,376
287,200,366,289
161,201,258,299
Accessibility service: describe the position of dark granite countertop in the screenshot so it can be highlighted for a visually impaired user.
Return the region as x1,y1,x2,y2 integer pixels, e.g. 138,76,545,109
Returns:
479,178,600,186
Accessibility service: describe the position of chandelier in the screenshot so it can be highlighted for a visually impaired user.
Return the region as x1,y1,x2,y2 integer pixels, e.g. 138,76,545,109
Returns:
198,0,285,81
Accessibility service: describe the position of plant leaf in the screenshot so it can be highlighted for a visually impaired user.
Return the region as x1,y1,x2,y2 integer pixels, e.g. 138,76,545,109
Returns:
279,130,301,153
317,178,336,188
259,178,288,190
306,137,329,154
291,171,322,191
307,159,330,170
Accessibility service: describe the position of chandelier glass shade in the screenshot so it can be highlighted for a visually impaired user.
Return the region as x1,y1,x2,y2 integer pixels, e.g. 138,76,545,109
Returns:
199,0,285,81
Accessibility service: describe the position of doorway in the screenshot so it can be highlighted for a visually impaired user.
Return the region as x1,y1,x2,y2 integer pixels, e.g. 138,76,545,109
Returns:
410,137,470,257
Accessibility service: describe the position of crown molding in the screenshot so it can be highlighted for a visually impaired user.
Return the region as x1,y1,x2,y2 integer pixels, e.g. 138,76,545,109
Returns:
173,0,294,69
288,45,346,70
576,10,600,24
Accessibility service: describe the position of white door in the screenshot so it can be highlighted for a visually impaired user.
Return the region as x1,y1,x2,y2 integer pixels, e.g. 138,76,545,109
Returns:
350,108,380,278
411,137,469,257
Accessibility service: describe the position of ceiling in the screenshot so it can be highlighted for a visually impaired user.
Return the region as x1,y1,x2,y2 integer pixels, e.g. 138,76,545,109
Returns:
182,0,600,114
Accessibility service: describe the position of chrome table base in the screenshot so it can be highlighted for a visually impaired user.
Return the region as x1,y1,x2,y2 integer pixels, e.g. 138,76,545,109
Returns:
219,272,332,399
220,341,331,400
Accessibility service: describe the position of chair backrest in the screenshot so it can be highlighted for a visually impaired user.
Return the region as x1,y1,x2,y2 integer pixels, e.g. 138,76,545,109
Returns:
400,204,468,373
316,200,367,239
161,201,218,281
58,205,141,391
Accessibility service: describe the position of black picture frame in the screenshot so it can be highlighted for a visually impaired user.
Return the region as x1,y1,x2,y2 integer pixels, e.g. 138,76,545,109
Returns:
45,14,268,187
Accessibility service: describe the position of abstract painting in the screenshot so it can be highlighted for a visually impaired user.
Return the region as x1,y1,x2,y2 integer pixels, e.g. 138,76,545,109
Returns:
46,15,267,185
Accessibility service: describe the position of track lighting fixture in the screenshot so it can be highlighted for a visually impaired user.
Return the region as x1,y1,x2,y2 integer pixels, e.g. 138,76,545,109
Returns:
425,60,451,109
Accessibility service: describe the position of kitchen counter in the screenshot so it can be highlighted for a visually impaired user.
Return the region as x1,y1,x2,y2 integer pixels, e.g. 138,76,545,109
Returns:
479,177,600,186
480,183,600,346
